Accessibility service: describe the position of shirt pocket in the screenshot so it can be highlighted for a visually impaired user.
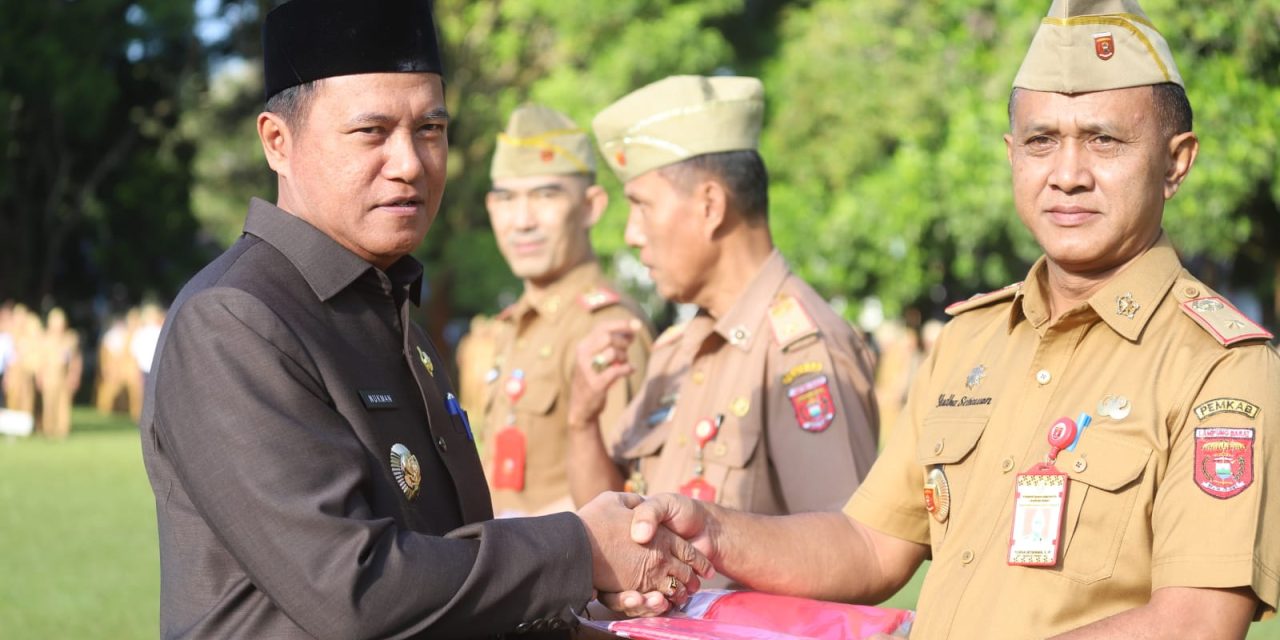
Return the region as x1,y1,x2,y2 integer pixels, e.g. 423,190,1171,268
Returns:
702,425,763,511
1054,433,1151,584
514,370,560,419
915,414,989,546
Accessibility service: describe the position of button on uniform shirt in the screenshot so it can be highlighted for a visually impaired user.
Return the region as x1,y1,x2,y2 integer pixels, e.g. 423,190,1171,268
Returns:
482,260,652,517
608,250,878,514
140,198,592,639
846,235,1280,638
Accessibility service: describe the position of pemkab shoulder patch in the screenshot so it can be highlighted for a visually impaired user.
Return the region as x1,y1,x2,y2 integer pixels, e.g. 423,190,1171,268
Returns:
945,283,1021,317
1180,296,1273,347
579,287,621,312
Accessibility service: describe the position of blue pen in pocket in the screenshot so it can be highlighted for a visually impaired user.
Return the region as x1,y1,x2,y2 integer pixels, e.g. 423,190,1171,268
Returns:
445,392,474,441
1066,412,1092,452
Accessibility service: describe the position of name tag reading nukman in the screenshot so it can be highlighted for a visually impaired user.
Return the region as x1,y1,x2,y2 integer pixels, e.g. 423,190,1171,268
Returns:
359,390,398,410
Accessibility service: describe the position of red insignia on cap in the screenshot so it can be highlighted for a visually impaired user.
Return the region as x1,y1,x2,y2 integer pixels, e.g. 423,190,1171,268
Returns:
615,150,626,167
1094,33,1115,60
1194,427,1253,499
539,148,555,163
787,375,836,432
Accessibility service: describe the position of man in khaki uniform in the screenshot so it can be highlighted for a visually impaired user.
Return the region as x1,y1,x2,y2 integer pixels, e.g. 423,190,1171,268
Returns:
481,104,652,517
619,1,1280,634
567,76,879,517
35,307,81,438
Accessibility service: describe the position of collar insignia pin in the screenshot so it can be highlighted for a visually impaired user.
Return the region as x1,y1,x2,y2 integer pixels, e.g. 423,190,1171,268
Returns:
965,364,986,390
1116,293,1140,319
416,346,434,376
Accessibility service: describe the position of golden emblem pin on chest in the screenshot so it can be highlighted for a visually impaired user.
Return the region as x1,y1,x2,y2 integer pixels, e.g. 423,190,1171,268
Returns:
390,443,421,500
416,346,434,376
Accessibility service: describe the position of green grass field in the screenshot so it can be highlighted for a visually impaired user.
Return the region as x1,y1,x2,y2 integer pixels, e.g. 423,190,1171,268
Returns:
0,407,1276,638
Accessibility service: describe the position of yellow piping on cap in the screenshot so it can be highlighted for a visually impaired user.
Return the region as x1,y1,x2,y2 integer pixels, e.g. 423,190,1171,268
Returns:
1042,14,1172,83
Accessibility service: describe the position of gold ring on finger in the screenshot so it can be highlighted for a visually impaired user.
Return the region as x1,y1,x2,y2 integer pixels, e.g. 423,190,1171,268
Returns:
666,575,679,597
590,351,611,373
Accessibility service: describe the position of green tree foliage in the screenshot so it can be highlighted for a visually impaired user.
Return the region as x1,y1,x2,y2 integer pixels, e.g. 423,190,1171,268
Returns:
762,0,1280,324
0,0,215,316
55,0,1276,335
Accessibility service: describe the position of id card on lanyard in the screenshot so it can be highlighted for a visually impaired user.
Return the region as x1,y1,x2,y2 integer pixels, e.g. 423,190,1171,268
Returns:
1008,417,1076,567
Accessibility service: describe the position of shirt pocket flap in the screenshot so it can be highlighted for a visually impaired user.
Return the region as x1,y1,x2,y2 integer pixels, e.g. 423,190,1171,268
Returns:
620,420,673,459
516,376,559,416
916,415,989,465
704,426,762,469
1059,434,1151,491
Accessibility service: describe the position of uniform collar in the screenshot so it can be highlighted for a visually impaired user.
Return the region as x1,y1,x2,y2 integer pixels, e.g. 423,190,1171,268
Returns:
1012,232,1181,341
243,198,423,304
712,249,790,352
509,259,605,321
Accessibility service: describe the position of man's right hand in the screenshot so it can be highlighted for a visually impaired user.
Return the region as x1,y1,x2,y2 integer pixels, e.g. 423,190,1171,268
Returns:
567,319,641,431
577,492,714,601
595,493,722,616
628,492,719,561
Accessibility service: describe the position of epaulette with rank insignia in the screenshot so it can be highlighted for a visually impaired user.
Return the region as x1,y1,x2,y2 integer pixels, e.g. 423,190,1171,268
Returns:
653,322,687,349
1180,296,1273,347
768,295,818,348
579,287,621,312
945,283,1021,317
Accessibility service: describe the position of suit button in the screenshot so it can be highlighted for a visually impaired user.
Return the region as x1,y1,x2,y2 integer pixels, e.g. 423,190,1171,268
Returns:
1000,457,1015,473
436,436,448,452
1073,458,1087,473
551,618,568,629
514,622,531,633
933,439,945,455
960,549,975,564
1035,369,1052,385
532,619,547,632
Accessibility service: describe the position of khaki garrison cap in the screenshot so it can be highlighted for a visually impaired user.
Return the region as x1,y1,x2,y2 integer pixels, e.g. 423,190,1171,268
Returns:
490,104,595,181
592,75,764,183
1013,0,1183,93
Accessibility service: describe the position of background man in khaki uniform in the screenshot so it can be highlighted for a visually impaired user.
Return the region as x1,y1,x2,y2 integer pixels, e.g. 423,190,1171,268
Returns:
480,104,651,518
616,2,1280,635
35,307,81,438
567,76,879,519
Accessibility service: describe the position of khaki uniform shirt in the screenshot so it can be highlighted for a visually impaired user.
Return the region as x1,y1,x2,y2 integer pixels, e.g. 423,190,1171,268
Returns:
846,235,1280,638
482,261,651,517
611,251,878,514
141,199,592,639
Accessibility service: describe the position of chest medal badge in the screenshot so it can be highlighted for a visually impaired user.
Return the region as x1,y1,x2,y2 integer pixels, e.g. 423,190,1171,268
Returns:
679,415,723,502
492,369,529,491
923,467,951,523
389,443,421,500
491,426,527,492
1008,416,1076,567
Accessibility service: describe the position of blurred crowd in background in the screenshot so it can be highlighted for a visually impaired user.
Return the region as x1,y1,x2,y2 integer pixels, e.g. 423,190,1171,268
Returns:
0,302,164,438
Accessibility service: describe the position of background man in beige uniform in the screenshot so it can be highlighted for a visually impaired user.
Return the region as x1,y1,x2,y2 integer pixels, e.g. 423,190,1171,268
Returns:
567,75,879,518
616,2,1280,635
481,104,652,517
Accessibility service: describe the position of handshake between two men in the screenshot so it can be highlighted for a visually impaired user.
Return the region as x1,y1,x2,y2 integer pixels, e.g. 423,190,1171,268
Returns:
571,318,718,616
